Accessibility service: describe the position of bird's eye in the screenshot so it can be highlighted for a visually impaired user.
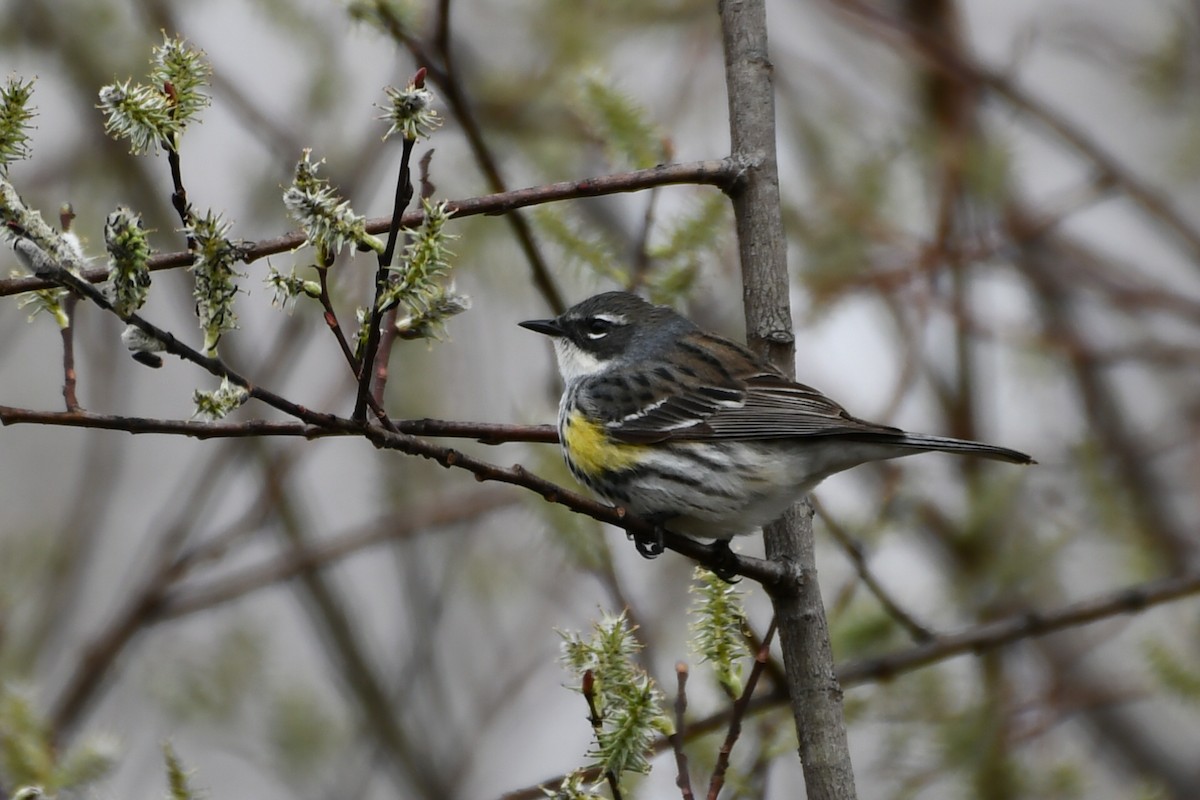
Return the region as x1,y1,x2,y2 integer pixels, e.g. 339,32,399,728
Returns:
583,317,613,338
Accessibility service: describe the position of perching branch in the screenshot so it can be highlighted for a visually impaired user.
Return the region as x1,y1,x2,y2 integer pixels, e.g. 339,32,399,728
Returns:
1,250,787,586
0,406,557,443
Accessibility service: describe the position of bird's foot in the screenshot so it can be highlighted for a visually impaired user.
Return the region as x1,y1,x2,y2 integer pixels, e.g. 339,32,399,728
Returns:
704,540,741,584
629,524,666,559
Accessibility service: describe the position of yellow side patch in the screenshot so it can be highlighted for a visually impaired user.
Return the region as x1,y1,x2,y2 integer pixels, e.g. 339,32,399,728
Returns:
563,410,646,476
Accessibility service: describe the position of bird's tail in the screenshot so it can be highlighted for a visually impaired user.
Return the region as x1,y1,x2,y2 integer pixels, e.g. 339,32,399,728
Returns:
886,432,1035,465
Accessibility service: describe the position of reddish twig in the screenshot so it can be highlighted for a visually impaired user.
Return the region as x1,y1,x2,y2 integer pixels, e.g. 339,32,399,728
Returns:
707,617,777,800
60,294,80,411
669,662,695,800
372,304,400,408
0,406,557,443
830,0,1200,267
0,160,737,299
1,259,785,585
813,498,934,643
502,569,1200,800
316,266,361,373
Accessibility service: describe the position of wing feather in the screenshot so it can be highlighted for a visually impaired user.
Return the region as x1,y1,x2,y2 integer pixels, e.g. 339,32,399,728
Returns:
575,333,902,444
569,330,1031,464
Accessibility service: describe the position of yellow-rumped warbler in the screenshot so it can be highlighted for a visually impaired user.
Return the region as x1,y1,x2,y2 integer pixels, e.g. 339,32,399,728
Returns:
521,291,1033,560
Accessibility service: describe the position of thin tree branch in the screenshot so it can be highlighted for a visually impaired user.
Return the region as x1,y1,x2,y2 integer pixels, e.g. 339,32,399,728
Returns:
59,294,80,411
1,160,736,298
0,406,557,443
317,265,361,374
829,0,1200,267
157,489,515,619
1,261,785,584
813,499,935,643
707,617,777,800
836,569,1200,686
669,662,695,800
500,568,1200,800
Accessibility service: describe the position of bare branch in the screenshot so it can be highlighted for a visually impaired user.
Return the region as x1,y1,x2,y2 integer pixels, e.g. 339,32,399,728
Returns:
500,569,1200,800
836,569,1200,686
669,662,695,800
707,617,777,800
0,160,737,298
0,405,559,443
814,499,934,643
829,0,1200,267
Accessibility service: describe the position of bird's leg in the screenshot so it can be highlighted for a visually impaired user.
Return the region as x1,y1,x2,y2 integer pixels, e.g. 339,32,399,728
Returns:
629,516,667,559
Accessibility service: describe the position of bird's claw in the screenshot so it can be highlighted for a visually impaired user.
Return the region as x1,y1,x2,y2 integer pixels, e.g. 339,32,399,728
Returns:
629,525,666,559
705,540,741,583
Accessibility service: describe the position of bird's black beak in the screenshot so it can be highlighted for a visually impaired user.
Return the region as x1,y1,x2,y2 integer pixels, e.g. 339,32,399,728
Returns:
518,317,564,337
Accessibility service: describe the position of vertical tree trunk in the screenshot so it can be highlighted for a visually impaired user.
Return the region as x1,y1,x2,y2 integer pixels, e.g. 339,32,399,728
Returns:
718,1,859,797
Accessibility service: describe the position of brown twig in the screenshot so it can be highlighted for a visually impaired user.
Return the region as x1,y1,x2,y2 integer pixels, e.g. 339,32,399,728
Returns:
158,489,515,619
829,0,1200,267
500,569,1200,800
669,662,695,800
1,260,786,585
707,617,777,800
813,499,935,643
0,160,737,298
384,5,566,313
59,293,80,411
0,406,558,443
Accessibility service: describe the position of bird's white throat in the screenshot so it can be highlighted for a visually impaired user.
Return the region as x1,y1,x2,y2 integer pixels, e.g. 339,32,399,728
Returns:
552,338,610,383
